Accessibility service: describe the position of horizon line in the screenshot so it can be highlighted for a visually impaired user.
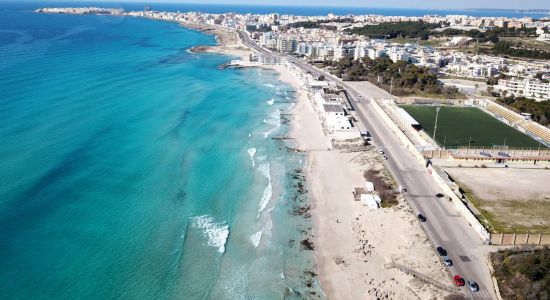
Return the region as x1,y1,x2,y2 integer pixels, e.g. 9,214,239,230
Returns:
11,1,550,12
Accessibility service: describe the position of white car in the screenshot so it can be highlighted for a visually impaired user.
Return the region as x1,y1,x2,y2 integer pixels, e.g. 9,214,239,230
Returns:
379,150,385,154
382,155,388,160
467,281,479,292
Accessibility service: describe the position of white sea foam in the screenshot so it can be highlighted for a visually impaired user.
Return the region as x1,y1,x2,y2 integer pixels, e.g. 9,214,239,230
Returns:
262,110,281,138
257,163,272,215
263,83,276,88
247,148,256,167
250,231,262,248
191,215,229,254
266,98,275,105
258,162,270,179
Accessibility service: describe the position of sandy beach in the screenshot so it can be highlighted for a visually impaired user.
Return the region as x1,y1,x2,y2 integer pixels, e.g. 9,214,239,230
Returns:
180,21,252,60
279,70,453,299
185,24,455,299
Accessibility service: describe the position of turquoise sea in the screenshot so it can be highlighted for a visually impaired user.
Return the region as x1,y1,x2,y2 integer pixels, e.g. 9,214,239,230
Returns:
0,3,321,299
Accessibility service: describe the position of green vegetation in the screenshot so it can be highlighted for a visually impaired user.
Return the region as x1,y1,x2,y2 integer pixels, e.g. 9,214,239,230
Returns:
322,57,462,98
346,21,440,40
498,96,550,127
486,41,550,59
438,27,539,43
346,22,541,43
400,105,542,147
501,36,550,53
285,18,352,30
491,247,550,299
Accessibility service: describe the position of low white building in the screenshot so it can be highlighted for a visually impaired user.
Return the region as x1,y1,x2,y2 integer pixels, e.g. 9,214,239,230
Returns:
323,104,352,133
496,78,550,102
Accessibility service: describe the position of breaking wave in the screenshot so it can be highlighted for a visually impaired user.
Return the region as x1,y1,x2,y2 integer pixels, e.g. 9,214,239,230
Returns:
247,147,256,167
250,231,262,248
257,162,272,216
191,215,229,254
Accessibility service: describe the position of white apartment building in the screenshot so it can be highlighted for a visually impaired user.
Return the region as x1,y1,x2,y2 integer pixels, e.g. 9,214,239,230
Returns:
260,32,277,49
318,46,335,61
276,37,297,53
333,43,356,61
389,51,410,63
496,78,550,102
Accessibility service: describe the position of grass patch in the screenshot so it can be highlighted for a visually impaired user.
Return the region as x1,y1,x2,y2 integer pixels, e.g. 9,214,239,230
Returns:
459,183,550,234
400,105,542,148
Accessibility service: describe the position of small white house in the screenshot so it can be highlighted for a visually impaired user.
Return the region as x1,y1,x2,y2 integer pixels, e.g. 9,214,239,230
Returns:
361,194,379,210
365,181,375,192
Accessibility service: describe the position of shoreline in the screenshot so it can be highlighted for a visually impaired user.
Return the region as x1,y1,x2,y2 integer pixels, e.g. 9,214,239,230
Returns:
178,21,252,60
183,22,454,299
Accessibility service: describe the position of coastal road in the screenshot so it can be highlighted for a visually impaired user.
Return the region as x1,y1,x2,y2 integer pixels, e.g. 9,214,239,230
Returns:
238,32,495,299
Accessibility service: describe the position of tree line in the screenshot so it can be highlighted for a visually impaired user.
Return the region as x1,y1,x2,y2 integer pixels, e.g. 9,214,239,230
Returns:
345,21,441,40
284,18,353,31
321,56,462,98
498,95,550,127
491,247,550,300
485,41,550,60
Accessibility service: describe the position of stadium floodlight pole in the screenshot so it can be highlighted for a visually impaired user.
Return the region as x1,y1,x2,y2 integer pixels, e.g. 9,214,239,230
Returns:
468,136,472,148
443,136,447,149
432,106,440,146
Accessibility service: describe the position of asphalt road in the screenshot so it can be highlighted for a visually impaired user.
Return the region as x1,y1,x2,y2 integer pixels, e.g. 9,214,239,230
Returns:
238,31,496,299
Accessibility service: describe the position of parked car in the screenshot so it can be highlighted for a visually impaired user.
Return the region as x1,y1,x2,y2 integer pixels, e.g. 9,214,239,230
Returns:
417,214,426,222
453,275,465,286
467,281,479,292
379,150,384,154
401,187,407,193
443,256,453,266
436,246,447,256
382,155,388,160
435,193,444,198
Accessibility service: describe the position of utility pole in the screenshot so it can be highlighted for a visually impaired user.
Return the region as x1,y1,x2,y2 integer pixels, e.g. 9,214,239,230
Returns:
432,106,440,146
468,136,472,148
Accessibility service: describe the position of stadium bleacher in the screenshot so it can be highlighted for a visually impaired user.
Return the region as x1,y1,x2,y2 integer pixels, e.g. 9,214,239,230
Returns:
485,101,550,145
524,122,550,144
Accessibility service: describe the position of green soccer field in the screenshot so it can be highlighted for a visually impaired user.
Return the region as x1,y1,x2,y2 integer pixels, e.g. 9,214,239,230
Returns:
400,105,543,148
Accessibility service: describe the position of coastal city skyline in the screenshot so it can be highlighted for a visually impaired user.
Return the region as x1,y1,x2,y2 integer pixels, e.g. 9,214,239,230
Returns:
1,1,549,299
15,0,550,10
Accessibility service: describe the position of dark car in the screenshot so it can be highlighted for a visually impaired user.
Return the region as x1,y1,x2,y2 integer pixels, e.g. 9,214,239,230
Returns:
468,281,479,292
436,246,447,256
435,193,444,198
453,275,465,286
417,214,426,222
443,256,453,266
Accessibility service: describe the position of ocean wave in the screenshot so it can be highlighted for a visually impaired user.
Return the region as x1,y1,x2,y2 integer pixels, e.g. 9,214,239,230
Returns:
263,83,276,88
191,215,229,254
250,231,262,248
262,109,281,138
247,147,256,168
257,163,272,216
266,98,274,105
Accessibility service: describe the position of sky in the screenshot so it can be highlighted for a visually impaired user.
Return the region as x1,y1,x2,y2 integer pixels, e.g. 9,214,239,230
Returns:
40,0,549,10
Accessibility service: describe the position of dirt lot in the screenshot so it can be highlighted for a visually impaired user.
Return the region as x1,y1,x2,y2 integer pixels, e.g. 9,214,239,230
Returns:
446,167,550,233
